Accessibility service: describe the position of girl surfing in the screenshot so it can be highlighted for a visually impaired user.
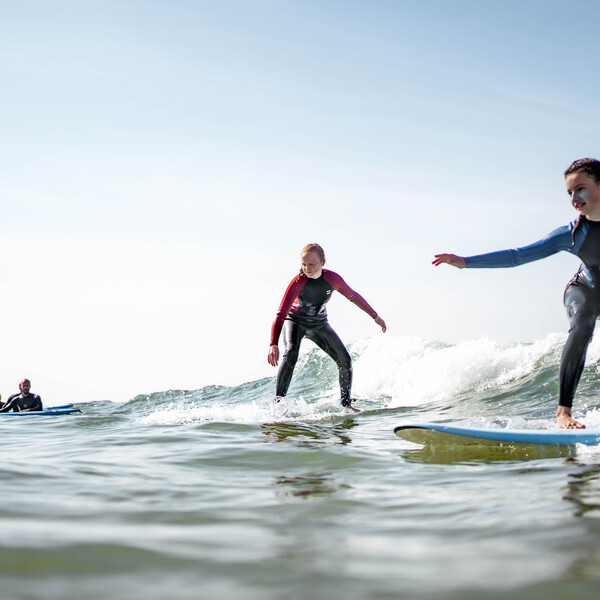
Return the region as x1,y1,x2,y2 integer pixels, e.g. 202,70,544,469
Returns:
268,243,386,410
434,158,600,429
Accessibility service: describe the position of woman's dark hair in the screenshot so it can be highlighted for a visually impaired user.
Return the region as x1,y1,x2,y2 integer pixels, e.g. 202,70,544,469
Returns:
564,158,600,183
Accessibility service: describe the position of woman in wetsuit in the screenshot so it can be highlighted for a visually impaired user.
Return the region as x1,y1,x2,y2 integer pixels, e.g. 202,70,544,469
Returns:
268,243,386,409
433,158,600,429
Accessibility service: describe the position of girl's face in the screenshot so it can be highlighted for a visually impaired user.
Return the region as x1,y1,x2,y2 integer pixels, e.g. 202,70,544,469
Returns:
301,251,325,279
566,171,600,221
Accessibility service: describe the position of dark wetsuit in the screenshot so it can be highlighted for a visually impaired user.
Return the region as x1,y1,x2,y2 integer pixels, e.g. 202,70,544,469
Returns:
464,216,600,408
270,269,379,405
0,392,43,412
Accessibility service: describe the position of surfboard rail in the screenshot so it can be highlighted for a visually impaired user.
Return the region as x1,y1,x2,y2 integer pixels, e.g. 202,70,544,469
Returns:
394,422,600,446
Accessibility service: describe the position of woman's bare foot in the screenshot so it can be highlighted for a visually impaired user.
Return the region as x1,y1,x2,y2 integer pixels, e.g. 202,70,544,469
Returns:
556,405,585,429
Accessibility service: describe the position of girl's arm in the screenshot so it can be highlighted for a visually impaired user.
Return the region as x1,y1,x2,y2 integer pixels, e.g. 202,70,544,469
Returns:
324,271,386,332
433,224,574,270
268,277,306,365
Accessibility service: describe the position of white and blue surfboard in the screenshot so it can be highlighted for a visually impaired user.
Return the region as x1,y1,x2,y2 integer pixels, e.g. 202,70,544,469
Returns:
0,404,81,416
394,422,600,446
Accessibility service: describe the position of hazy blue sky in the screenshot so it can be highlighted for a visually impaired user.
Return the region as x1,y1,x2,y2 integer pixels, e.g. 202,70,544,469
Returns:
2,0,600,402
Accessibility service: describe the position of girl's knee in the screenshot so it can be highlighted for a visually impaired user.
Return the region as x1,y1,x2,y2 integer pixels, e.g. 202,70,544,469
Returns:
283,347,300,365
569,313,597,338
337,351,352,370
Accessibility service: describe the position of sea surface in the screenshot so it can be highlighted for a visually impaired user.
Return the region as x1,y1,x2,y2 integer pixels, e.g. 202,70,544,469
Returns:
2,334,600,600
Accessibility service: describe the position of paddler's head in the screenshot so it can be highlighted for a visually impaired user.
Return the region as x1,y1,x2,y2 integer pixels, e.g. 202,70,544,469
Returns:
19,379,31,395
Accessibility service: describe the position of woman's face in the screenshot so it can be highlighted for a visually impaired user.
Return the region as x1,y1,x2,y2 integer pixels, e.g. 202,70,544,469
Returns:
566,171,600,221
301,251,325,279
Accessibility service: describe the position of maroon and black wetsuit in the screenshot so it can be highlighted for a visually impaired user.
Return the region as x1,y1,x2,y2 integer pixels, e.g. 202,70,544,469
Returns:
270,269,379,405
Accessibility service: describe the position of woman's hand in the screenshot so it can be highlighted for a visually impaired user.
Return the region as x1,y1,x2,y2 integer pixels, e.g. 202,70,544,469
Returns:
375,316,387,333
267,345,280,367
432,254,466,268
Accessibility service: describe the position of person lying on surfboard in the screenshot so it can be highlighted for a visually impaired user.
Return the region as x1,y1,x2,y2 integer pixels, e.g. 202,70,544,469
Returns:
433,158,600,430
268,243,386,411
0,378,43,412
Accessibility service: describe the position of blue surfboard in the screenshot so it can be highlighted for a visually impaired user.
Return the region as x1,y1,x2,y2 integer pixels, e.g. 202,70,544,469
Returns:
394,422,600,446
0,404,80,416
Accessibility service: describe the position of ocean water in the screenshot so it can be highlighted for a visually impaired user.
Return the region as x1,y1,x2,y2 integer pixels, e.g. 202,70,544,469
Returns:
3,334,600,600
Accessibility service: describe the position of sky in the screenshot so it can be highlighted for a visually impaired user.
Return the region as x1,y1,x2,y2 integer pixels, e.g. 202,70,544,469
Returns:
2,0,600,403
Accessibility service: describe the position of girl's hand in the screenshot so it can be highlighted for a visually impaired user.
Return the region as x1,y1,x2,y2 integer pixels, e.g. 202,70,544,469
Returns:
432,254,466,268
267,345,280,367
375,316,387,333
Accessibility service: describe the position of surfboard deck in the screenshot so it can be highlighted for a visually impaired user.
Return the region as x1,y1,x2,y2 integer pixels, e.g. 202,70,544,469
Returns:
394,422,600,446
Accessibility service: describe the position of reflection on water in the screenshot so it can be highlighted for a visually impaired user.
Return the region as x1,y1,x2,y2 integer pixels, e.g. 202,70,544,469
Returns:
565,464,600,517
560,463,600,586
275,472,350,498
261,420,358,447
402,442,574,465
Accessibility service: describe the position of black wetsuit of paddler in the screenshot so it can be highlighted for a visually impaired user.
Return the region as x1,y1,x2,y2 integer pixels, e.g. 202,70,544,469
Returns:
0,392,43,412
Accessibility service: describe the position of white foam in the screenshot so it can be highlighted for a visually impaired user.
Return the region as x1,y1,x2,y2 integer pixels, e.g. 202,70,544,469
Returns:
351,333,566,408
137,396,337,426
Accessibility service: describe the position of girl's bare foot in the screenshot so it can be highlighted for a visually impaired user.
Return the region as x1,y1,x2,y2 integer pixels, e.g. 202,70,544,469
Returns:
556,406,585,429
